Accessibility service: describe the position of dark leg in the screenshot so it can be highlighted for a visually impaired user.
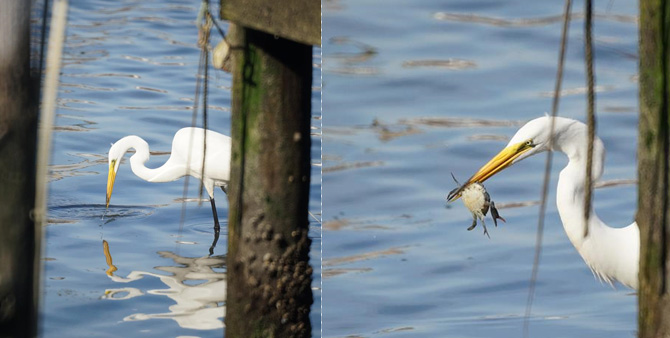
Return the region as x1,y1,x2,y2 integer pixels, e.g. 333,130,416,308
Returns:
210,197,221,231
467,216,477,231
490,201,506,227
481,219,490,239
209,197,221,256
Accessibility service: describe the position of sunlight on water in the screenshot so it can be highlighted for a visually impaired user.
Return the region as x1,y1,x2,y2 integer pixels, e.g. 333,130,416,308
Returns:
44,1,321,337
323,0,638,337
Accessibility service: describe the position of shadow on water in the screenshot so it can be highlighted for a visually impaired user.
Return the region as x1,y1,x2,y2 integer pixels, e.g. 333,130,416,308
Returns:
48,203,164,224
49,201,225,256
101,240,226,330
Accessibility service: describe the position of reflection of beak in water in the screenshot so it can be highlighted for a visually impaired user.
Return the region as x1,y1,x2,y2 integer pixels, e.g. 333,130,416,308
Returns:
102,240,117,276
101,240,226,330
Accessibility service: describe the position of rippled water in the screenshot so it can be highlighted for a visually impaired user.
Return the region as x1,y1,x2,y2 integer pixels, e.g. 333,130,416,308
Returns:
323,0,637,337
44,1,321,336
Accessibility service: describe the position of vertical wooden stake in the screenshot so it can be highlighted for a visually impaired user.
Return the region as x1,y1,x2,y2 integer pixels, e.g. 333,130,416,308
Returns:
225,24,313,337
0,1,40,336
638,0,670,337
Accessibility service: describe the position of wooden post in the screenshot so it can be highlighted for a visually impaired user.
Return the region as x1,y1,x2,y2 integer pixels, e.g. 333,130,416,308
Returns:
220,1,318,335
0,1,40,336
638,0,670,337
220,0,320,46
224,22,315,338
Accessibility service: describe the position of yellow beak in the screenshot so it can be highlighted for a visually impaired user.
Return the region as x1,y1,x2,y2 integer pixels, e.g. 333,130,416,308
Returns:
106,161,116,209
448,140,534,202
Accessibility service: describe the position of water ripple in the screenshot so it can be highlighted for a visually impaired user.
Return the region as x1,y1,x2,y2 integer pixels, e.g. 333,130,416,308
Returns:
402,59,477,70
434,11,637,27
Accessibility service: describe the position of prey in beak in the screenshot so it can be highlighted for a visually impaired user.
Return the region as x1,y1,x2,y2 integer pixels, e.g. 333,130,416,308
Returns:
445,139,534,237
447,139,535,202
448,174,505,238
106,160,117,209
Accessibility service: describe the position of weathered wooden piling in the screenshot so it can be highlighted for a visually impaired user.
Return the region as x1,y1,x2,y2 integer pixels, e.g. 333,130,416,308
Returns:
0,1,40,336
637,0,670,336
221,1,319,337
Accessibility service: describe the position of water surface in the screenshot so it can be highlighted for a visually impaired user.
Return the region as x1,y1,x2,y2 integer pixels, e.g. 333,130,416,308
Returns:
323,0,637,337
44,1,321,336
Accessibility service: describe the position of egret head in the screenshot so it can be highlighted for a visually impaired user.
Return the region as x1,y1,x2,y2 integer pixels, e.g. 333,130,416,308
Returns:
504,116,562,160
448,116,562,202
106,142,125,208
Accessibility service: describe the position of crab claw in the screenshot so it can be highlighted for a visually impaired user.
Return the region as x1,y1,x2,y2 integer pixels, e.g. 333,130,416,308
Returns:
490,201,506,227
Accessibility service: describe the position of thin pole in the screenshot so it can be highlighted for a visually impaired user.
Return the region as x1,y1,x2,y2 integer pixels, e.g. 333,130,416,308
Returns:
523,1,571,337
583,0,596,238
34,1,68,335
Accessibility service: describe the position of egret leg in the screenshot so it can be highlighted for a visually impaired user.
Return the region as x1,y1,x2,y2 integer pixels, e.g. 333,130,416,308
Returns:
208,198,221,256
209,230,220,256
210,197,221,231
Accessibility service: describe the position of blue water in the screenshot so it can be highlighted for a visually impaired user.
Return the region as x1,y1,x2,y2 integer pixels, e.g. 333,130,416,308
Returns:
323,0,637,337
43,1,321,337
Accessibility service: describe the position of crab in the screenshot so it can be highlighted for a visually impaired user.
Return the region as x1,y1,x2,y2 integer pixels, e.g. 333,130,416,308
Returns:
447,174,505,238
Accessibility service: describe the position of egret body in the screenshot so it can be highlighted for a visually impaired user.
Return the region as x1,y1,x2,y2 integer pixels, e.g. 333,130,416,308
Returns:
106,127,231,230
448,116,639,289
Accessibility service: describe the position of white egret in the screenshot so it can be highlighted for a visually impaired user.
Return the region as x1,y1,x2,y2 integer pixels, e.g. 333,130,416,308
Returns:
106,127,231,232
447,116,639,289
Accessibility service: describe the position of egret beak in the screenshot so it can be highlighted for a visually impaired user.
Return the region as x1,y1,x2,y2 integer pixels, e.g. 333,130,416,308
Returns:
106,160,116,209
447,140,534,202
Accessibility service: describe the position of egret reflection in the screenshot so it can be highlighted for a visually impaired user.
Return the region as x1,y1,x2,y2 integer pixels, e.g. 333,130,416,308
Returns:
101,240,226,330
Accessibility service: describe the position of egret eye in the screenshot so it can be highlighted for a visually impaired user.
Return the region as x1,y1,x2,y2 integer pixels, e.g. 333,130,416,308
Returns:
526,140,534,147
